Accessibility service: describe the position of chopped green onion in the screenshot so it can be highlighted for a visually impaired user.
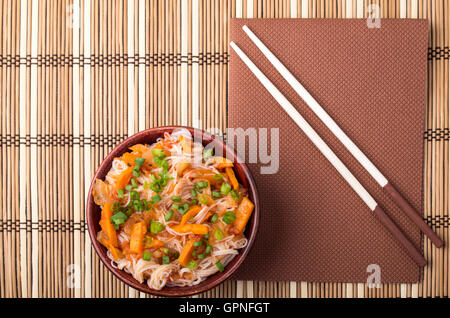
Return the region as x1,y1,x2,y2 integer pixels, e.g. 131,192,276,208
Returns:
151,148,166,159
205,245,212,254
190,199,198,205
143,181,151,190
193,241,203,247
171,196,182,203
215,261,225,272
152,194,162,203
230,189,240,201
222,211,236,224
150,221,165,234
210,214,219,223
125,208,133,216
198,253,206,259
133,200,144,211
162,256,170,264
203,148,214,159
110,212,128,229
212,191,221,199
161,159,169,170
213,174,223,181
173,253,179,259
134,157,145,166
220,182,231,195
198,194,208,205
143,251,151,261
153,157,162,167
117,189,124,199
112,201,121,211
142,237,153,246
125,184,132,192
204,233,210,239
130,190,140,200
186,260,197,270
131,178,138,188
191,189,198,197
192,250,197,257
164,209,174,221
150,182,162,193
132,168,141,177
180,203,189,214
163,248,169,254
214,229,224,241
173,203,189,215
196,181,209,190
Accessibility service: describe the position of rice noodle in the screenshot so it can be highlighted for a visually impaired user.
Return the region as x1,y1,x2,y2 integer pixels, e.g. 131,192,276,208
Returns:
97,131,252,290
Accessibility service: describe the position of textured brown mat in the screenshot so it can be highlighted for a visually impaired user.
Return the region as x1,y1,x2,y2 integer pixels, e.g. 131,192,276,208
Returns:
229,18,427,283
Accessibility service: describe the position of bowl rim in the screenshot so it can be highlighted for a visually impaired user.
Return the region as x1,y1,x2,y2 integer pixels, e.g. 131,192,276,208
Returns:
86,126,260,297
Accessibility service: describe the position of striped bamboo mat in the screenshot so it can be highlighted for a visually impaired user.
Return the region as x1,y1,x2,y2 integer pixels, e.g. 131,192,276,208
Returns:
0,0,448,298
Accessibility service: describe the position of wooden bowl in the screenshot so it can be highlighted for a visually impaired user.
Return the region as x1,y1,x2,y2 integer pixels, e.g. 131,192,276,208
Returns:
86,126,259,297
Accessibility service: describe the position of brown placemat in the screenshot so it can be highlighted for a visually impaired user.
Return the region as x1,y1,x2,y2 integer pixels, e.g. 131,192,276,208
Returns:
229,18,428,283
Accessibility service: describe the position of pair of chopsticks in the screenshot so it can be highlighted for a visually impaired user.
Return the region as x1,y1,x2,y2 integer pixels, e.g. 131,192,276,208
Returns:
230,25,444,268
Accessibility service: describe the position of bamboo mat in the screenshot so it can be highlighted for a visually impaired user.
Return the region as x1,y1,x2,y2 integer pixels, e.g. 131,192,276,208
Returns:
0,0,448,298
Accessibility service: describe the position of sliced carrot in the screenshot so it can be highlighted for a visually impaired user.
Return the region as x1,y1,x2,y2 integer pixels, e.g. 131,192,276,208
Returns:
122,152,138,166
115,166,134,191
153,142,171,156
180,205,202,226
226,167,239,190
165,181,176,194
129,221,148,254
198,194,215,206
130,144,149,153
143,236,165,249
92,179,116,205
229,197,254,235
179,135,192,154
183,168,225,185
176,159,190,176
171,224,209,235
216,162,234,169
209,156,234,169
178,238,197,267
141,149,154,163
108,244,123,260
99,203,118,247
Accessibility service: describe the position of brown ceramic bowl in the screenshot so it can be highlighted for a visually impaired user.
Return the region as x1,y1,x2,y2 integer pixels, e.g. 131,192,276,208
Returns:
86,126,259,297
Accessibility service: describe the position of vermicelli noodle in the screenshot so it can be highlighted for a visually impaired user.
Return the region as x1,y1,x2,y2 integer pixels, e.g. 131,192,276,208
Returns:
92,130,254,290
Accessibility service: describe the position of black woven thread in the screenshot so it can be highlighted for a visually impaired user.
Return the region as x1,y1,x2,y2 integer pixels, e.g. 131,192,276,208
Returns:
0,220,87,233
424,128,450,142
0,134,127,147
0,52,230,67
3,130,448,147
0,133,230,147
0,215,447,232
424,215,450,229
428,46,450,60
1,47,447,66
